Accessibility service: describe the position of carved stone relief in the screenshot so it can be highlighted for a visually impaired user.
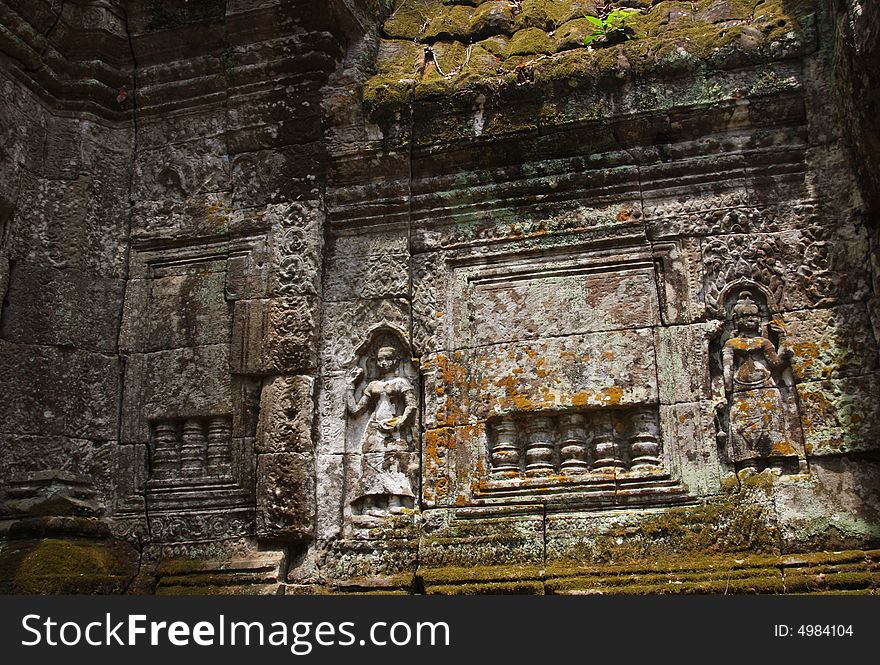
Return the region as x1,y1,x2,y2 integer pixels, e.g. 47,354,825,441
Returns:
118,235,269,541
713,284,806,474
487,407,662,479
149,416,233,482
414,237,704,510
343,327,419,528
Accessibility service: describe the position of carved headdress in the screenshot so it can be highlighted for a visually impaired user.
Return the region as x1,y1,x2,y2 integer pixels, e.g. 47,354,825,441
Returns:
732,292,760,319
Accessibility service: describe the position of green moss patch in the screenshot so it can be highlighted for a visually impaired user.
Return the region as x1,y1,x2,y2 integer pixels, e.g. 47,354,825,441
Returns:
365,0,818,116
0,538,139,594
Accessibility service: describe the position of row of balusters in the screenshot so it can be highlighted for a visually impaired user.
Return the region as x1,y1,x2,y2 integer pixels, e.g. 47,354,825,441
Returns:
150,416,233,481
489,407,662,478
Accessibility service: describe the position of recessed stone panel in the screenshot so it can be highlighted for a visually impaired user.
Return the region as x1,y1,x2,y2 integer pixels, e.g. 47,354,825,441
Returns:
423,328,658,428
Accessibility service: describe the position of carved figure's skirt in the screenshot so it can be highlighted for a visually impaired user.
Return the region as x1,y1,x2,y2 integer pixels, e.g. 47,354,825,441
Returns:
729,387,799,461
355,451,417,500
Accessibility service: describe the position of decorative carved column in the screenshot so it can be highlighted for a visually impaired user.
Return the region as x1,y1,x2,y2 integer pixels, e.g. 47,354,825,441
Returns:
591,411,624,469
180,419,207,477
559,413,590,474
490,417,521,478
151,422,180,480
206,416,232,477
525,416,555,476
628,407,661,469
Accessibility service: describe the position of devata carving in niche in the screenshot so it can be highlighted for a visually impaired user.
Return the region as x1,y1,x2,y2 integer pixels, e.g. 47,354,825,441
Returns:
719,290,804,473
346,333,418,518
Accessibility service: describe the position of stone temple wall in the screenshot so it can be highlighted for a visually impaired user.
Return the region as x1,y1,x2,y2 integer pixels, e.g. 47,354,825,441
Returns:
0,0,878,594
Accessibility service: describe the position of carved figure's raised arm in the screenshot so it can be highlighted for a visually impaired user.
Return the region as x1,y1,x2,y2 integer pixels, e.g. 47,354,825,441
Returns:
345,368,372,414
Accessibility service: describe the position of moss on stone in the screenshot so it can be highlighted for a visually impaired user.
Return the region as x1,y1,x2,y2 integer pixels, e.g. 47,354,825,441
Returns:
506,27,555,56
476,33,511,56
784,571,875,593
415,0,516,41
423,4,475,40
514,0,600,32
157,583,280,596
383,0,440,39
547,570,785,594
554,17,599,51
366,0,818,119
0,538,138,594
376,40,426,79
427,580,545,594
419,562,544,585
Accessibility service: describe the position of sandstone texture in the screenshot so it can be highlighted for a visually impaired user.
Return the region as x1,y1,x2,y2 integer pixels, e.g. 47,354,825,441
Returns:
0,0,878,594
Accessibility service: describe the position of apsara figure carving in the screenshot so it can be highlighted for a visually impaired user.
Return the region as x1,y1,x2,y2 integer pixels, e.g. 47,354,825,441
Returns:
346,337,418,517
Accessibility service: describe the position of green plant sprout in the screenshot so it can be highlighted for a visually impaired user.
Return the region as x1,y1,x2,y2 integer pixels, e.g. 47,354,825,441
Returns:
583,8,640,48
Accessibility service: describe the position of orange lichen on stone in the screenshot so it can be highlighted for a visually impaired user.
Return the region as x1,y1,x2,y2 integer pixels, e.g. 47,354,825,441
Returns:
430,353,470,425
424,427,452,469
600,386,624,405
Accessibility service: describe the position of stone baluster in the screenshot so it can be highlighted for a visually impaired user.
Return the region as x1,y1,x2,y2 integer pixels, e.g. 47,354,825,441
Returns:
591,411,624,469
559,413,590,474
628,407,662,469
180,419,207,477
525,416,556,476
151,421,180,480
490,417,521,478
206,416,232,477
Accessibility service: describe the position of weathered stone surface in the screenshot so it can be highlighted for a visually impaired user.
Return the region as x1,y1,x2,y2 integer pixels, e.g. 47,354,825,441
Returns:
255,376,316,454
315,453,345,540
422,424,485,508
153,549,286,595
655,323,717,406
449,256,660,348
9,173,130,278
783,303,878,382
324,252,410,301
701,226,872,313
256,453,315,541
130,192,233,242
121,345,232,443
148,509,256,544
111,444,149,515
546,483,781,564
423,329,658,428
0,436,117,508
773,455,880,551
0,342,119,440
420,507,545,569
660,401,723,496
133,136,232,203
142,270,231,351
0,264,125,352
797,374,880,455
1,0,879,595
230,296,320,374
317,536,419,585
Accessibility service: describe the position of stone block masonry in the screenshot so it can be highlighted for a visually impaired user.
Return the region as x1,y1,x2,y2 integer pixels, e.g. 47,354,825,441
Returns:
0,0,878,594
